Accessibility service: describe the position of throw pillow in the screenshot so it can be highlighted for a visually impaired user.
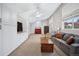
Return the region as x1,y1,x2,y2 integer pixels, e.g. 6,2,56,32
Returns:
61,33,66,39
66,36,75,45
63,34,71,41
55,32,62,39
74,36,79,43
46,33,51,39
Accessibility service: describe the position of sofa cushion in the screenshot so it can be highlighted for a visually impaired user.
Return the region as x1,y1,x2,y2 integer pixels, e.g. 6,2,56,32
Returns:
61,33,66,39
66,36,75,45
60,40,70,55
63,34,71,41
74,36,79,43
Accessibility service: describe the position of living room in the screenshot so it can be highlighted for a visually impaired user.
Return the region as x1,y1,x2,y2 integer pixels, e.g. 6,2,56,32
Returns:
0,3,79,56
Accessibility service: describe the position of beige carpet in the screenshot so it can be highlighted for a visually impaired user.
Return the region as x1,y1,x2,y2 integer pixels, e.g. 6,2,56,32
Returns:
9,34,62,56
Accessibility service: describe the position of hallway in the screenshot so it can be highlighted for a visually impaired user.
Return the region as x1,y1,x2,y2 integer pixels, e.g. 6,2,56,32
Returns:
9,34,59,56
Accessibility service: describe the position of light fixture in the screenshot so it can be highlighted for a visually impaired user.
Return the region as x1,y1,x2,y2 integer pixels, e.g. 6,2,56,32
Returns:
35,11,42,17
30,4,43,18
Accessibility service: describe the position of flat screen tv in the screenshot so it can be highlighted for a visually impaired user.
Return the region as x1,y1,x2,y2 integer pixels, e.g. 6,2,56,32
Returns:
17,22,23,32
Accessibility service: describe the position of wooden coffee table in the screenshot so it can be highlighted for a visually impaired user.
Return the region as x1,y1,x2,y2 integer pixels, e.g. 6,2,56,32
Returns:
41,37,54,53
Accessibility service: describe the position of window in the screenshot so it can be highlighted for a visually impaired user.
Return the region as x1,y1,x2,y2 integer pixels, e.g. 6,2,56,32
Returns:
64,16,79,29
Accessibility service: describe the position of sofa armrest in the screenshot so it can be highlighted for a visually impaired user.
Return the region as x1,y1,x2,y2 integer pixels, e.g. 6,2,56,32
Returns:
69,43,79,55
71,43,79,47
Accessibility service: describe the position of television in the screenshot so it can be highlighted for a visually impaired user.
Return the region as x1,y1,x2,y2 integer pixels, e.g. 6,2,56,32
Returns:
17,22,23,32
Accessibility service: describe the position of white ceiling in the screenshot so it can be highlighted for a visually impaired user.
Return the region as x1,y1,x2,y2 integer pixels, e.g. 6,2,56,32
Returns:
20,3,61,23
3,3,61,23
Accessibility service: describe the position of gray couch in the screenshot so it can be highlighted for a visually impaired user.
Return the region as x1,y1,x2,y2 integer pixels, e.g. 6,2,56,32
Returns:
51,33,79,56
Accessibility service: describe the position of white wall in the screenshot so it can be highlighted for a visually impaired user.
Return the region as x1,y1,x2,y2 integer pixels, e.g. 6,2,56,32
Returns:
0,4,1,18
49,16,53,33
0,4,29,56
49,5,62,32
0,29,2,55
0,4,2,55
49,3,79,35
2,25,17,55
62,3,79,18
1,4,17,55
2,4,16,26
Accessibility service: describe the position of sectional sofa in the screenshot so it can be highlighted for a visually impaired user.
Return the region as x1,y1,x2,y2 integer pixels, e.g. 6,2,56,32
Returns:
51,32,79,56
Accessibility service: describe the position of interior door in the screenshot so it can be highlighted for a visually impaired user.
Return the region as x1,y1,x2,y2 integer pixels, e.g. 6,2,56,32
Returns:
44,26,49,34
